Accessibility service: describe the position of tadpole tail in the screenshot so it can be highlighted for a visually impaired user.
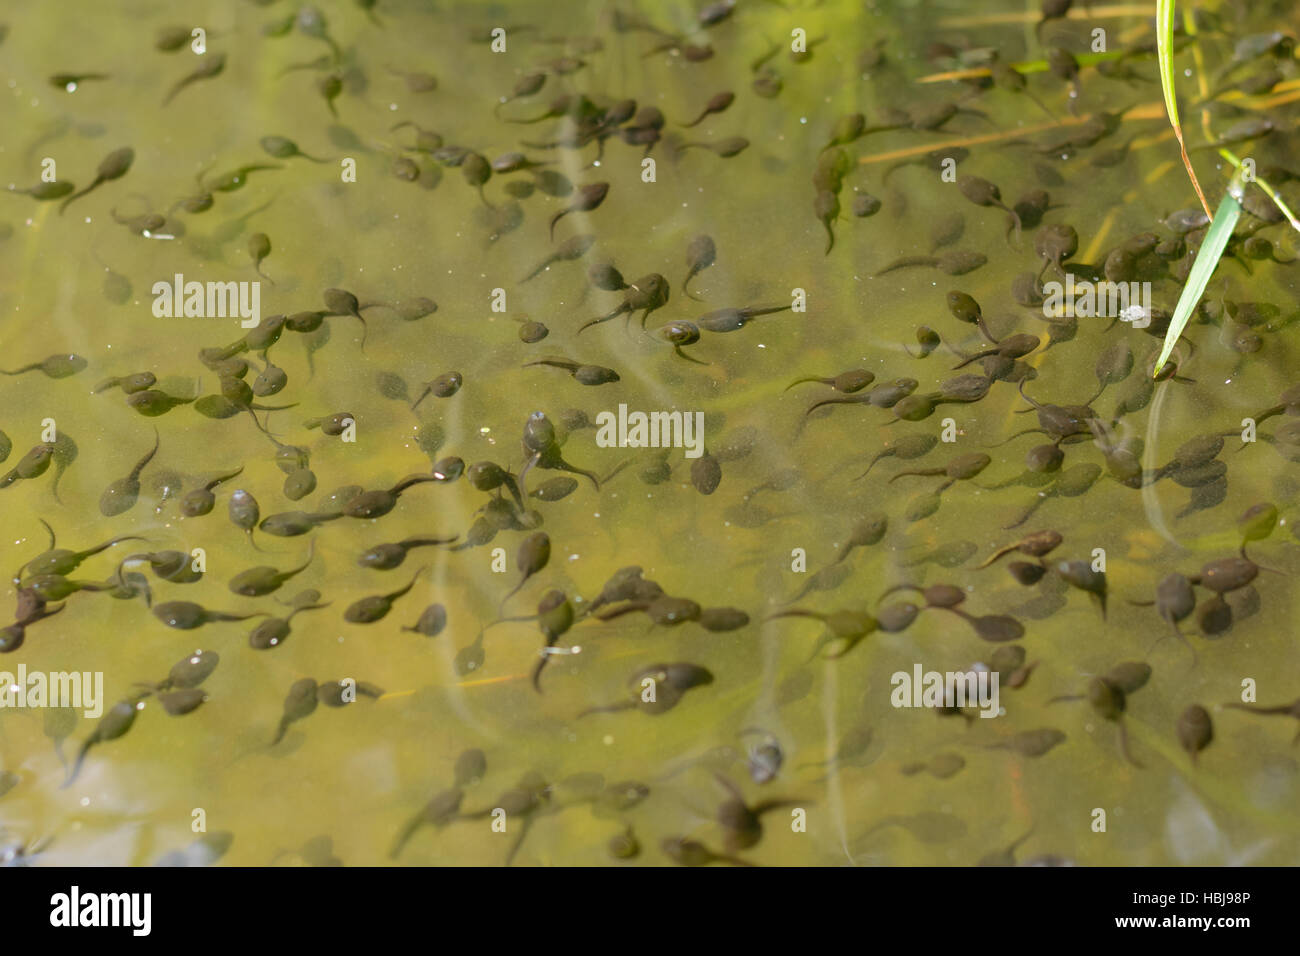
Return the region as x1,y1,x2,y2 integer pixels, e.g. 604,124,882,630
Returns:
873,256,933,277
1116,722,1144,769
62,740,93,789
269,717,291,747
504,817,533,866
548,209,567,241
1025,89,1057,120
388,813,424,860
557,458,601,490
409,386,433,412
974,544,1017,569
888,468,942,483
1223,702,1296,716
977,317,1000,345
598,459,632,485
211,611,270,623
804,395,868,417
1003,495,1047,530
501,472,527,511
576,305,625,334
498,577,527,615
519,256,555,283
682,270,701,300
59,179,100,216
950,352,991,370
577,700,636,718
784,377,825,392
1003,207,1023,247
764,608,823,623
592,602,648,622
853,452,892,481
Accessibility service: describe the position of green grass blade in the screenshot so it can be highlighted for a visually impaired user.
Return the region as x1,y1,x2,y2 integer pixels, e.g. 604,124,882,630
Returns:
1155,0,1180,130
1152,184,1243,376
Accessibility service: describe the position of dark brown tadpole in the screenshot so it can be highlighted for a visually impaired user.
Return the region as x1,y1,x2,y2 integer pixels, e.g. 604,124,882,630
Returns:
874,251,987,277
62,699,140,788
260,135,328,163
579,273,670,333
258,509,342,537
682,234,716,299
1050,675,1142,767
493,71,547,116
500,532,550,611
323,288,370,348
856,433,938,479
814,190,839,255
766,607,877,661
98,428,159,517
524,590,576,692
681,91,734,127
946,291,999,344
588,261,628,291
153,600,267,630
248,232,273,283
1054,559,1107,617
1035,223,1078,280
657,320,707,364
713,774,808,853
1084,340,1134,405
17,521,145,582
228,541,314,597
678,136,749,159
228,489,262,551
786,369,874,394
578,662,714,717
697,302,791,333
2,354,87,379
341,474,439,519
60,147,134,215
1223,697,1300,744
957,176,1022,244
271,678,318,746
975,530,1063,569
549,182,609,240
1193,556,1259,594
389,787,464,860
888,451,990,493
1127,573,1198,660
359,535,457,570
343,567,425,624
410,372,463,411
162,52,226,106
520,233,595,283
826,514,888,567
1176,705,1213,764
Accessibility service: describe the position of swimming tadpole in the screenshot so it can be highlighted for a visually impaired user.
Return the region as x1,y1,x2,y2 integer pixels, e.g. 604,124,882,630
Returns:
98,428,159,517
60,146,133,215
578,662,714,718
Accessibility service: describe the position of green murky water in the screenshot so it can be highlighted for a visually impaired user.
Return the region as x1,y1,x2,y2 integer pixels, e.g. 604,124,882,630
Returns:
1,0,1299,866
